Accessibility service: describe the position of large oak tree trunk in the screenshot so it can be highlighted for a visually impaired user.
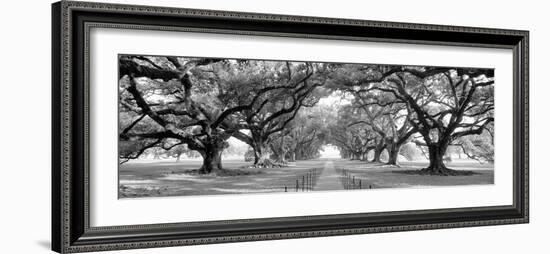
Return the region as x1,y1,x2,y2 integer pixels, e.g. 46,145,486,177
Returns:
253,145,271,166
386,143,401,165
422,144,448,174
276,132,287,164
252,142,283,168
361,151,369,161
277,150,287,164
289,151,296,162
419,142,469,175
198,137,228,174
199,146,223,174
249,131,283,168
372,146,383,163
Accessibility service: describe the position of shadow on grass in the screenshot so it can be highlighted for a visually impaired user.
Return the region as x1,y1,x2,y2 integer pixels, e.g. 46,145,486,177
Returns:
179,168,264,176
391,169,479,176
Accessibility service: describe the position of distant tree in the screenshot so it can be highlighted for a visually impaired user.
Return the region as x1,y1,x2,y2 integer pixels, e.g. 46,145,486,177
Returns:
222,139,250,157
280,106,330,161
333,64,416,165
228,61,328,167
399,143,420,161
345,103,387,163
330,105,376,161
350,96,416,165
166,143,189,162
161,142,201,161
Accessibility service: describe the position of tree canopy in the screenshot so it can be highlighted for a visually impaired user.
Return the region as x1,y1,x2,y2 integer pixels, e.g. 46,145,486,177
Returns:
119,56,494,175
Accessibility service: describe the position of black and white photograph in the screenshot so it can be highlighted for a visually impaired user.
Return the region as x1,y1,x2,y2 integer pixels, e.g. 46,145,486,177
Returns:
118,55,495,198
2,0,544,253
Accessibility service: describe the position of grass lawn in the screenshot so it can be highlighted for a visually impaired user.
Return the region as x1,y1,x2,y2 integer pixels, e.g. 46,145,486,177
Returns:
119,158,324,198
119,157,494,198
333,159,494,189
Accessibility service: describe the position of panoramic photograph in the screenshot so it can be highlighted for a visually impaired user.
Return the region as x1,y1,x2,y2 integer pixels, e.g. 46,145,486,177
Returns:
118,55,495,198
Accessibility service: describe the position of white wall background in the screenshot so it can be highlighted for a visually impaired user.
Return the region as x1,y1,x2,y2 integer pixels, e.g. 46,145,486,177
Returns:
0,0,546,253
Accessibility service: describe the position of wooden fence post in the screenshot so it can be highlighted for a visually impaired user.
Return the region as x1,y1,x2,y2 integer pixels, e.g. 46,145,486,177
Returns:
310,170,313,189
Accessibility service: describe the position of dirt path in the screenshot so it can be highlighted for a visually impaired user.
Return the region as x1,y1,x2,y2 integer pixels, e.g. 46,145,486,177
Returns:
314,160,344,191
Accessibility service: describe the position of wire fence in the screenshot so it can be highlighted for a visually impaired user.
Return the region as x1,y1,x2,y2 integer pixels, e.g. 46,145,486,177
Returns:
339,169,374,190
281,168,321,192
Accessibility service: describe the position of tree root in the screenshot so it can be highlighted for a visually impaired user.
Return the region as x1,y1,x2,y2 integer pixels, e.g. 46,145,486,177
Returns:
394,167,477,176
381,163,401,168
248,159,288,168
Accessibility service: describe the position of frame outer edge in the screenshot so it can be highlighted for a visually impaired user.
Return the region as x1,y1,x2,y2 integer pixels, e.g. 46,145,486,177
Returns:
56,1,530,252
51,1,62,253
63,0,529,36
60,0,73,253
523,31,529,223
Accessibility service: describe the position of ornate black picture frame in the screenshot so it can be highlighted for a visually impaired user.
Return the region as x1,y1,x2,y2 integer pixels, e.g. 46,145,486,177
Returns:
52,1,529,253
